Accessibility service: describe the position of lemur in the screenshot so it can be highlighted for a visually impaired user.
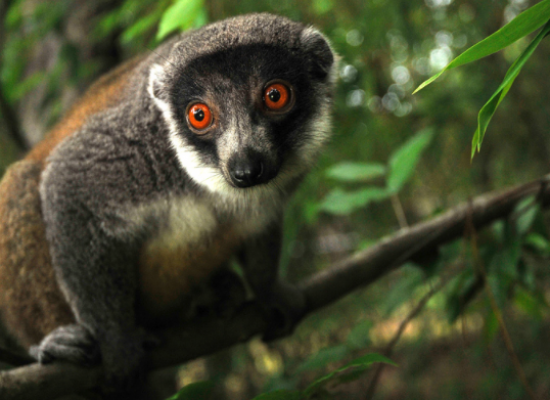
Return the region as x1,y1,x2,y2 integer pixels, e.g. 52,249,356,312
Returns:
0,12,336,390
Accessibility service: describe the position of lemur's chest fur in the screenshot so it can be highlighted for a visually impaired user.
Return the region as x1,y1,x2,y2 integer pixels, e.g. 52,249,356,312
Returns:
135,194,277,318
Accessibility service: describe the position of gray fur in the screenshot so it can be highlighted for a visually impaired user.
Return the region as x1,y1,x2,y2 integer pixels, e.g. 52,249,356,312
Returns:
37,13,336,388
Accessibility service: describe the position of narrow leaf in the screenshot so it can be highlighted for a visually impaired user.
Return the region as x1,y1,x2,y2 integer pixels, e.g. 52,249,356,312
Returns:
157,0,204,40
319,187,391,215
167,381,214,400
295,345,350,374
387,128,434,193
525,233,550,255
471,20,550,157
346,320,373,350
341,353,397,369
121,13,159,43
414,0,550,93
303,353,396,396
325,162,386,182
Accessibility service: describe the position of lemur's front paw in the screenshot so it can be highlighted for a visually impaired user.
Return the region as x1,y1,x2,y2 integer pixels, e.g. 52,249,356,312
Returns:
29,324,100,366
262,282,306,342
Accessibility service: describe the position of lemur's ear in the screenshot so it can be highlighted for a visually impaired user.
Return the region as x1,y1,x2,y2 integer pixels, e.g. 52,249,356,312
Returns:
300,27,335,80
148,64,170,103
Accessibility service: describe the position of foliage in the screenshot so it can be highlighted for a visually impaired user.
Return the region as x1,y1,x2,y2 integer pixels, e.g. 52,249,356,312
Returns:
166,381,215,400
415,0,550,157
318,128,433,216
157,0,207,40
171,352,395,400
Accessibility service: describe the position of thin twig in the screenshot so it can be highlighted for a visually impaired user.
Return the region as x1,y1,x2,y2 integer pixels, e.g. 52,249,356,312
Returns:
364,273,453,400
390,194,409,228
466,202,538,400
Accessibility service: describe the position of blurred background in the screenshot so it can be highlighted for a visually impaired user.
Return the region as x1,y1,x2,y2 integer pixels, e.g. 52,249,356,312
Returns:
1,0,550,399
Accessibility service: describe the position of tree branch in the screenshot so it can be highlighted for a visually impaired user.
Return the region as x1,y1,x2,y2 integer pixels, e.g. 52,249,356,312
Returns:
0,347,34,367
1,176,549,400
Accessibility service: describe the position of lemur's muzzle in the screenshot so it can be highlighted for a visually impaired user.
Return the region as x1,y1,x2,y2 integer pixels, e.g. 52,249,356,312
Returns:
227,150,277,188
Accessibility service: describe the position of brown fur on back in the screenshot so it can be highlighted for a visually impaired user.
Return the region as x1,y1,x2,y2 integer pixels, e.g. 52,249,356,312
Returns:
0,161,73,347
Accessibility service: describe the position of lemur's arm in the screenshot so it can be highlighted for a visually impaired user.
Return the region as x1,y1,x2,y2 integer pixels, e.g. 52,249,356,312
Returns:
239,222,306,340
36,131,149,385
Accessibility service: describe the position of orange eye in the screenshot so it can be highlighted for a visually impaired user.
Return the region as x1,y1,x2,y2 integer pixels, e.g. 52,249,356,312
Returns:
187,103,213,131
263,83,291,111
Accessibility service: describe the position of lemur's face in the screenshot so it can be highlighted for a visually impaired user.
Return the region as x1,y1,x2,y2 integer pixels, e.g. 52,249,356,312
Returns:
149,15,335,198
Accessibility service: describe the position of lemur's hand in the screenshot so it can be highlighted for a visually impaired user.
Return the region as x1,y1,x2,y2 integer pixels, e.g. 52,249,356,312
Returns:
31,324,158,394
30,324,100,366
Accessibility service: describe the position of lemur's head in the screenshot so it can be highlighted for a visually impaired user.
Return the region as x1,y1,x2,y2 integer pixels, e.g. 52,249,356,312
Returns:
148,13,336,199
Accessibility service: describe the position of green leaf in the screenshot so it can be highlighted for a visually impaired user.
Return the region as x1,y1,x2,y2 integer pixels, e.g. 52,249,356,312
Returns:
414,0,550,93
387,128,434,193
121,13,160,44
6,0,23,29
514,287,546,319
157,0,205,40
488,249,518,281
12,71,47,100
471,20,550,157
295,345,350,374
167,381,214,400
319,187,391,215
332,367,370,386
346,320,373,350
525,233,550,255
325,162,386,182
515,197,539,235
251,390,302,400
303,353,396,397
342,353,397,368
445,270,481,322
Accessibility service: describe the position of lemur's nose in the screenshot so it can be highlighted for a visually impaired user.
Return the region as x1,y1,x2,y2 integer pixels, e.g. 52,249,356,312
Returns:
228,152,265,188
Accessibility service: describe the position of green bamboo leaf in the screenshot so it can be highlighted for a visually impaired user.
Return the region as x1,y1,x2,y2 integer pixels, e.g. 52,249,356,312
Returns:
341,353,397,369
167,381,214,400
157,0,204,40
346,320,373,350
295,345,350,374
303,353,396,396
414,0,550,93
121,13,160,44
319,187,391,215
471,20,550,157
387,128,434,193
525,233,550,255
325,162,386,182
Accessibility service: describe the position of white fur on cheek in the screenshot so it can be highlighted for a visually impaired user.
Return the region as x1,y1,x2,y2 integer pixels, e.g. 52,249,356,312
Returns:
300,102,332,166
148,65,229,194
